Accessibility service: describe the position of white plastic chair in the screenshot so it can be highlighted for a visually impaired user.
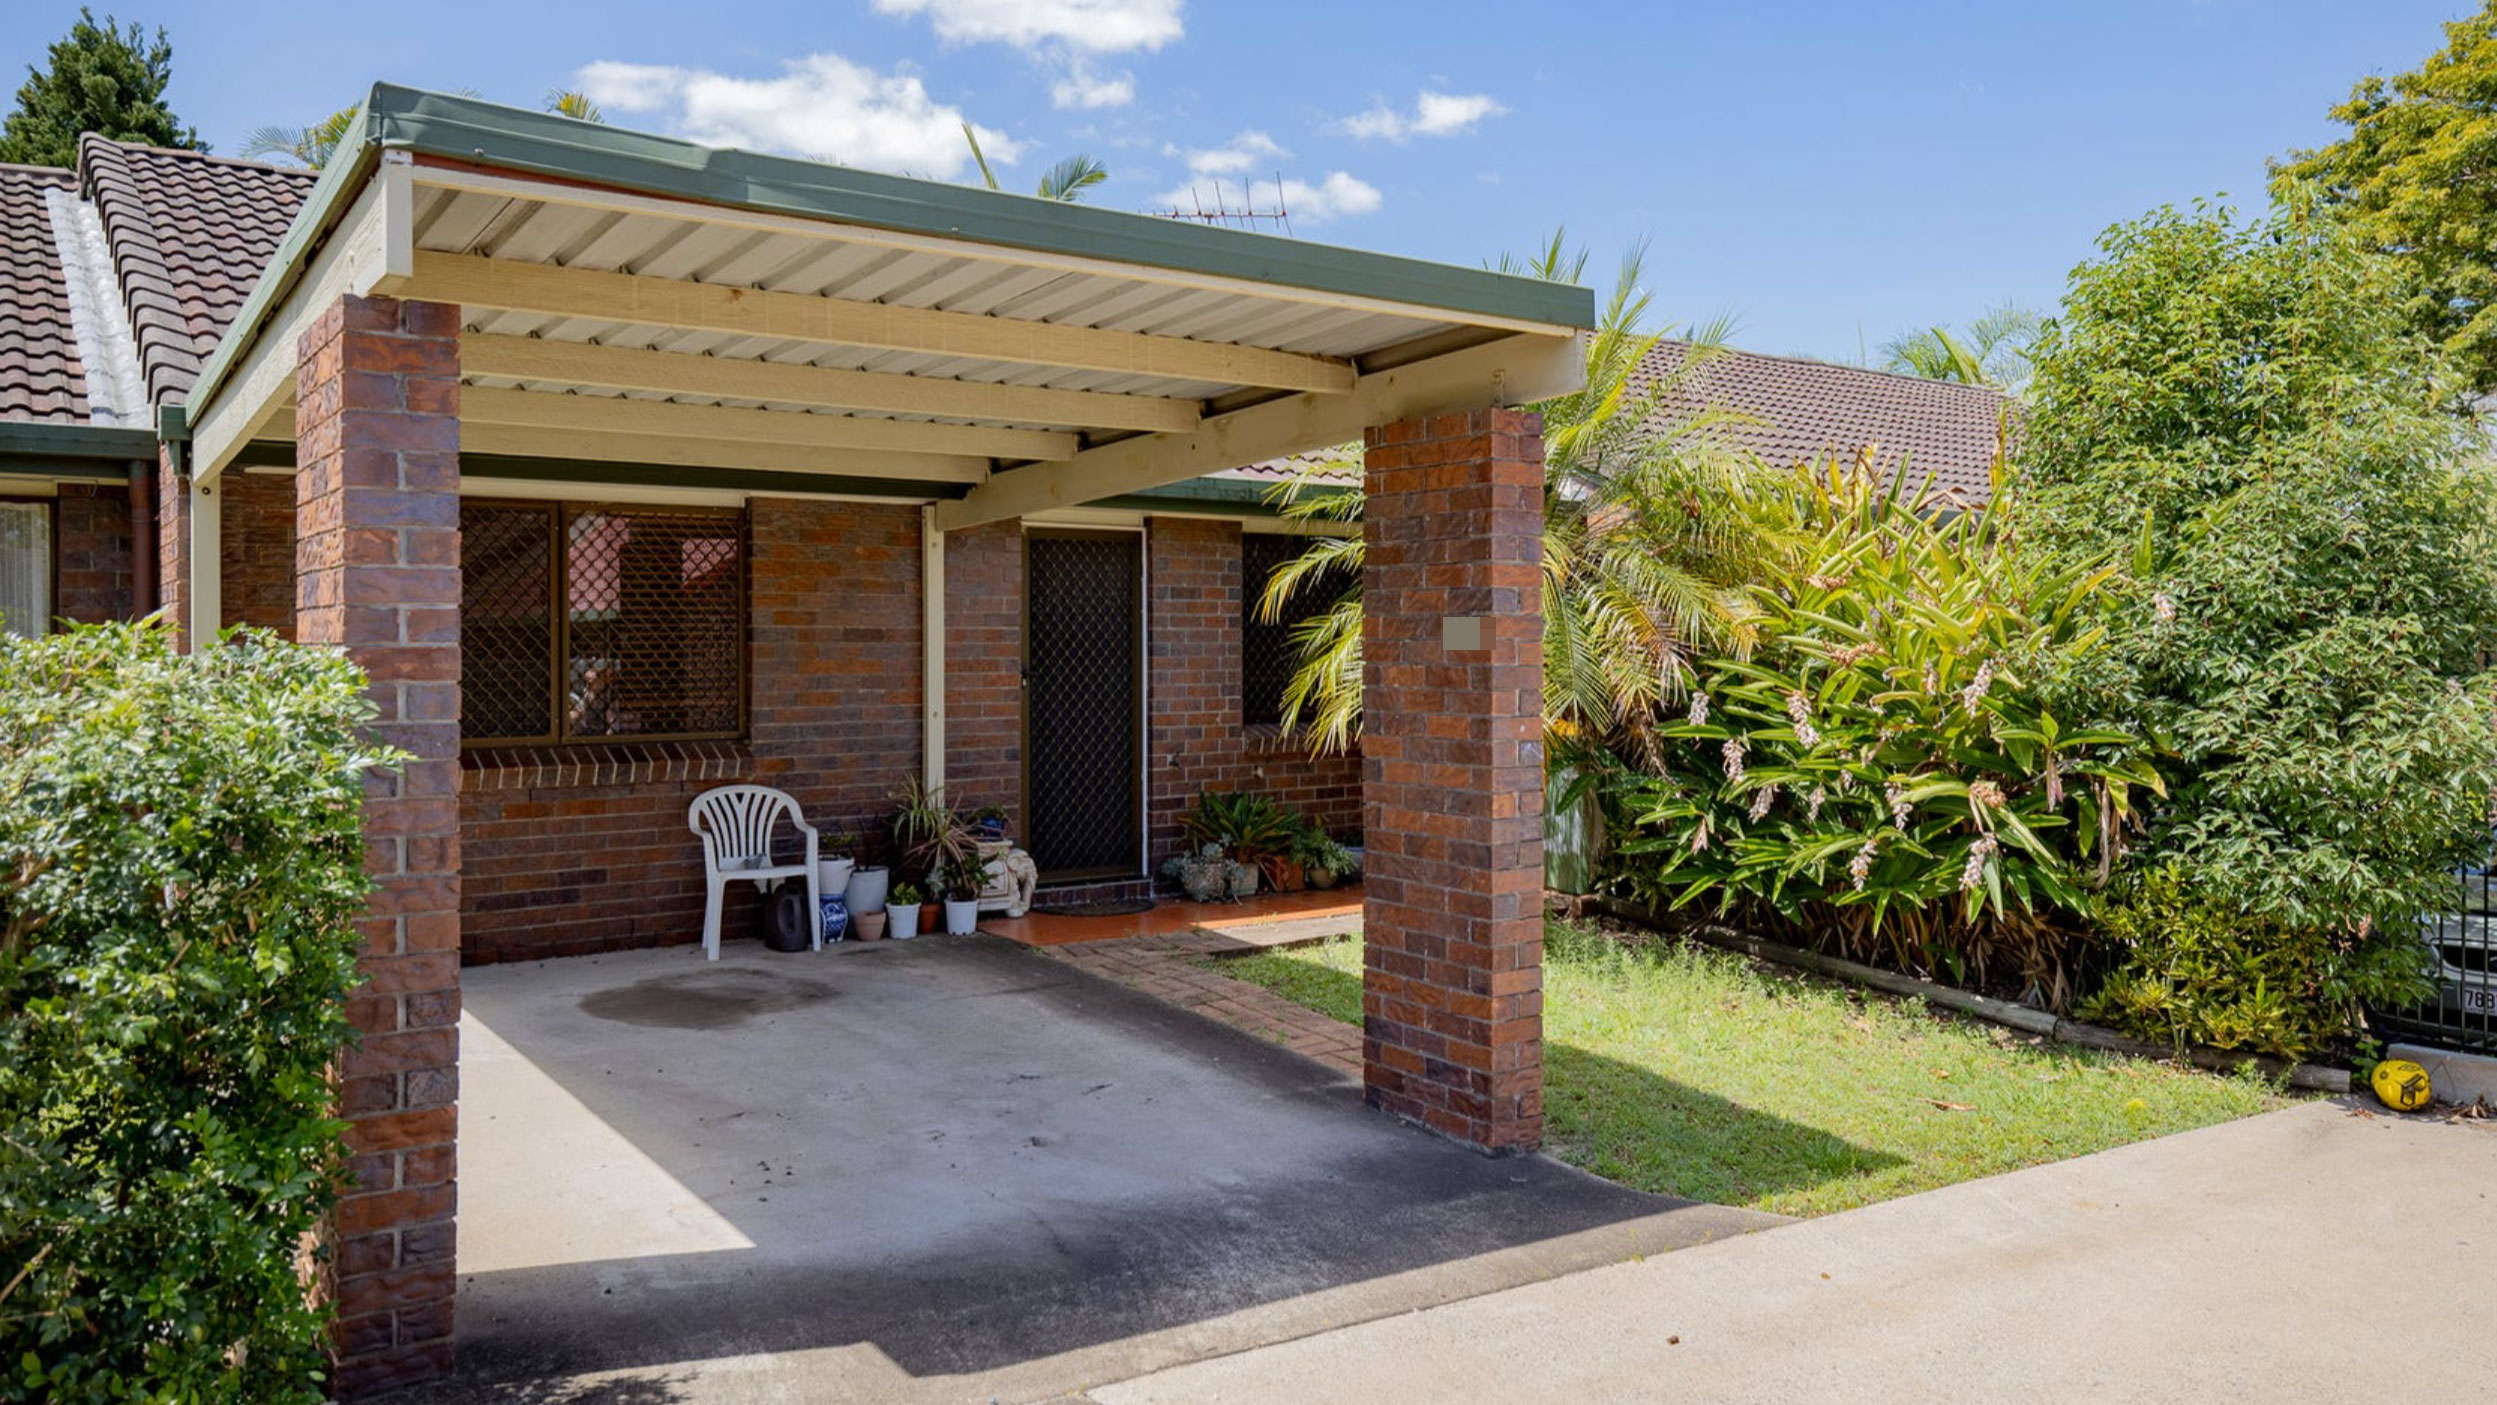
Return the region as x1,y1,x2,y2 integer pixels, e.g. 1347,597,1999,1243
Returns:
687,785,821,960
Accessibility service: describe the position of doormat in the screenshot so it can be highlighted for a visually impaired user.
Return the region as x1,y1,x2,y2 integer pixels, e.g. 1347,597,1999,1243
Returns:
1032,899,1156,918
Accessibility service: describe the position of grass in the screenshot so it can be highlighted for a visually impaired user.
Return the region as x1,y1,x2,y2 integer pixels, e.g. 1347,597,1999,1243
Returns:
1208,919,2289,1217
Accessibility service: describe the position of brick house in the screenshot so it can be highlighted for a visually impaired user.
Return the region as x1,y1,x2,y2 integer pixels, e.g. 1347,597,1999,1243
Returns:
0,85,1586,1393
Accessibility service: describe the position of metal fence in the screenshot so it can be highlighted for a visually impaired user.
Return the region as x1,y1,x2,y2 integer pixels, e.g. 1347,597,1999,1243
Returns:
2372,834,2497,1054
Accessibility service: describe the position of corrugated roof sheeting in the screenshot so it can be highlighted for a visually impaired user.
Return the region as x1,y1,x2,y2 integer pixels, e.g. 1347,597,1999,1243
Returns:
407,181,1468,422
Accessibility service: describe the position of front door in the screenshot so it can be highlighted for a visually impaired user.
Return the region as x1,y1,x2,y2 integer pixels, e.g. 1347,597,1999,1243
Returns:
1024,530,1143,882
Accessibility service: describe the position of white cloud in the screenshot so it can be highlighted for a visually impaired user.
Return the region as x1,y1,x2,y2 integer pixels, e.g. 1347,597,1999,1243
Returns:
873,0,1182,108
1278,172,1382,223
1178,129,1286,178
575,55,1019,178
871,0,1183,53
1051,61,1136,110
1336,90,1507,142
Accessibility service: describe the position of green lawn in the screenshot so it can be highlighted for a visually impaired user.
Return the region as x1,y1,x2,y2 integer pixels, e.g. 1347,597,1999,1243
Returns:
1208,920,2288,1217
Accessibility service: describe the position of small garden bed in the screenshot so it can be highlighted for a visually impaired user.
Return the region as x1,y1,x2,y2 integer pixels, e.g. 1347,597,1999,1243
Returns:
1209,919,2288,1217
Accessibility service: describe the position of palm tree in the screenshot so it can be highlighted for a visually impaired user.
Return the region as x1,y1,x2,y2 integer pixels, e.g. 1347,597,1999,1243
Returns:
962,122,1108,202
241,105,357,169
1880,302,2041,389
1257,231,1797,759
544,89,604,123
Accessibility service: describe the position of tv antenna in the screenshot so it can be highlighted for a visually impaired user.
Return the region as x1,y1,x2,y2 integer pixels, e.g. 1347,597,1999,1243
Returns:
1158,175,1292,235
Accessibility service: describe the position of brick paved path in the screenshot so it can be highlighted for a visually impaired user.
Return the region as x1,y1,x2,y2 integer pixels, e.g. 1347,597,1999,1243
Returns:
1037,926,1363,1079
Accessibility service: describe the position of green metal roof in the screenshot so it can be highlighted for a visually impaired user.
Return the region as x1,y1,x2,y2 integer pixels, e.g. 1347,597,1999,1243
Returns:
358,84,1592,330
185,83,1594,429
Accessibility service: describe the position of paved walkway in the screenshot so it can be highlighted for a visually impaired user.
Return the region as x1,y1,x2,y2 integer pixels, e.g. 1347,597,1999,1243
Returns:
1035,916,1364,1077
1088,1098,2497,1404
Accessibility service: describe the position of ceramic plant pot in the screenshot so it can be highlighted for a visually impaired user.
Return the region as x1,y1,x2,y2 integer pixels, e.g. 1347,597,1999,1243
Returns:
846,865,889,918
1307,866,1339,890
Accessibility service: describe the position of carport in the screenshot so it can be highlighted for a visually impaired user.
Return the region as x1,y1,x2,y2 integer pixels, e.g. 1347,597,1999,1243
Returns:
418,937,1763,1403
166,84,1588,1395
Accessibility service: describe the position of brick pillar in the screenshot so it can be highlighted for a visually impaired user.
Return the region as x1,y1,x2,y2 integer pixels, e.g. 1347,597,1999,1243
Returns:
295,293,462,1394
1360,408,1545,1152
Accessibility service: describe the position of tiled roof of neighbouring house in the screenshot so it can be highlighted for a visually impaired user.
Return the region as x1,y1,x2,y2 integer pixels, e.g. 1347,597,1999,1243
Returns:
1217,339,2012,503
1627,340,2010,504
78,136,317,407
0,162,87,423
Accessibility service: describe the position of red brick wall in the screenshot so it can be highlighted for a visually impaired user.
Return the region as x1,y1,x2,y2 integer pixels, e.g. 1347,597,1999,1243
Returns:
1146,516,1361,871
458,499,928,963
1359,409,1546,1153
295,292,463,1395
154,444,184,640
53,481,134,624
944,520,1023,825
219,469,296,637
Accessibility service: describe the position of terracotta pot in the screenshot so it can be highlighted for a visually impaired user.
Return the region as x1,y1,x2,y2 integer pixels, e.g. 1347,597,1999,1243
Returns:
854,910,887,942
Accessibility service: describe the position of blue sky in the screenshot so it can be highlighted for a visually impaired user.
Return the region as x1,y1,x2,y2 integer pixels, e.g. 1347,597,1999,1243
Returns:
4,1,2475,360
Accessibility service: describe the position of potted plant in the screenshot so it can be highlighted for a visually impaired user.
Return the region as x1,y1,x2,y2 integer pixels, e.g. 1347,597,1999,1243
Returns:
819,829,859,921
887,881,925,940
853,906,887,941
1171,843,1228,902
973,804,1010,841
1179,790,1298,899
1293,821,1353,890
937,845,992,935
845,825,890,921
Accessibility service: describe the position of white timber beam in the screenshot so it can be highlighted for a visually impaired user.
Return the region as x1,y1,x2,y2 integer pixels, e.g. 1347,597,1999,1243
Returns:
457,422,991,484
405,251,1358,396
932,333,1584,532
187,157,414,482
459,385,1073,462
186,472,219,649
921,507,945,796
459,333,1202,434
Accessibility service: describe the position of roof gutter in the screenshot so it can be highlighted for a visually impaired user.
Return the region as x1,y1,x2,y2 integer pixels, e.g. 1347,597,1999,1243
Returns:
0,419,158,476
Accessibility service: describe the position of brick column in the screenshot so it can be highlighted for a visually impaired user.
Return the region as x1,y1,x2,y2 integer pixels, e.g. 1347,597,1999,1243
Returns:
295,293,462,1395
155,442,185,637
1360,408,1545,1152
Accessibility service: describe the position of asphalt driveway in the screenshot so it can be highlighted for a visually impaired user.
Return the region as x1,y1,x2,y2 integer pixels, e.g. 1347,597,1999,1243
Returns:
407,935,1769,1404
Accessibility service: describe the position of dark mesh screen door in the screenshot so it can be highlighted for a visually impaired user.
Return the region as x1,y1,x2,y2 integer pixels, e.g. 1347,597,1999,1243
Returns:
1025,531,1143,881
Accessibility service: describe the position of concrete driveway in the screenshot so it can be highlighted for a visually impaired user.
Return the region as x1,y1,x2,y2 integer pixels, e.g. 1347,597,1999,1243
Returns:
1089,1098,2497,1404
409,936,1768,1404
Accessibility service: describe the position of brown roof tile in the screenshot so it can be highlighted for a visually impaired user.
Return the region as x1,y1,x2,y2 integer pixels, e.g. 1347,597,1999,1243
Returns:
78,136,317,406
0,162,87,424
1220,339,2010,502
1629,341,2010,503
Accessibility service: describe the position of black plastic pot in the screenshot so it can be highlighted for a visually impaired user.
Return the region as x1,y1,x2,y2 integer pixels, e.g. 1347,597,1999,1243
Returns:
763,885,815,952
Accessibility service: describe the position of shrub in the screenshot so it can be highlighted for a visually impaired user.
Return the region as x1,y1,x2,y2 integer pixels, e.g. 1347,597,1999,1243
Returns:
2077,867,2433,1060
1611,463,2163,1005
0,622,394,1404
2018,203,2497,1046
2019,202,2497,936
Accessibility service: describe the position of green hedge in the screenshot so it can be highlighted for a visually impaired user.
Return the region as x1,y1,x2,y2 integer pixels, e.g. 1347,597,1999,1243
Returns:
0,623,395,1404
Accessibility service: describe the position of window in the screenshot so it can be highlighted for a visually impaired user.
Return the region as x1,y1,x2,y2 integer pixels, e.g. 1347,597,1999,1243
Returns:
1241,531,1321,728
0,500,51,640
459,500,745,745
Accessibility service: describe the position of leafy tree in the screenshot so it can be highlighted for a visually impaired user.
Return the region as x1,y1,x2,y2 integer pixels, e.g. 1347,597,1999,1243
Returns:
961,121,1107,202
1259,233,1798,758
2274,4,2497,393
0,8,201,167
1880,301,2041,389
2019,202,2497,1000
